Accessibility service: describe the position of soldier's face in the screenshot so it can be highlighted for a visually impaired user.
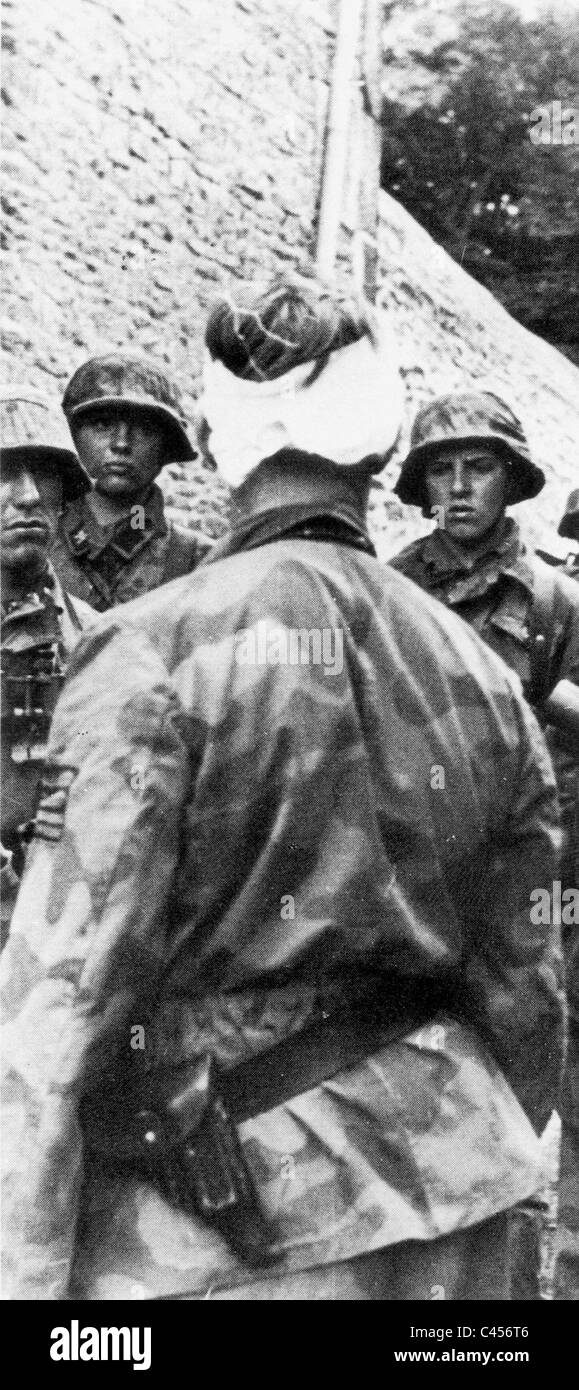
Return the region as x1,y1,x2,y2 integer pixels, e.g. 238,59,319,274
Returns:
73,408,168,498
424,446,510,544
1,454,61,572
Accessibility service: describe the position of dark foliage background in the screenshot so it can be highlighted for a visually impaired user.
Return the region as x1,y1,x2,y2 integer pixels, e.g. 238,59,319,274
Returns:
380,0,579,364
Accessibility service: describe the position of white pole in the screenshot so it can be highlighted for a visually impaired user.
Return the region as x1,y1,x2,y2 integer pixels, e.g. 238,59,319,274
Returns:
316,0,364,283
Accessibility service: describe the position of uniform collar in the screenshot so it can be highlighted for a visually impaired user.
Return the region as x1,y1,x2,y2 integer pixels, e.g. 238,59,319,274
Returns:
420,516,534,596
61,483,168,556
207,499,375,563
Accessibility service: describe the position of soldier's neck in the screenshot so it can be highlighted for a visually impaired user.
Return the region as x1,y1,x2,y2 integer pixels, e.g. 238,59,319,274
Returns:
86,486,153,528
435,513,514,563
2,561,50,605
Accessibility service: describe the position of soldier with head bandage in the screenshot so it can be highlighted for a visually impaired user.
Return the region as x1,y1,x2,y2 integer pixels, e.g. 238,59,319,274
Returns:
200,279,404,489
1,278,564,1302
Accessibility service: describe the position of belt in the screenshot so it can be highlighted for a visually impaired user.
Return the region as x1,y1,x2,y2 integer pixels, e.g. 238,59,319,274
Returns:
79,977,454,1270
224,978,448,1121
80,976,452,1156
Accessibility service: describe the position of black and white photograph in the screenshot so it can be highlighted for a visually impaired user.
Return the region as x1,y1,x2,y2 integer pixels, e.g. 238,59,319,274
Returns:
1,0,578,1344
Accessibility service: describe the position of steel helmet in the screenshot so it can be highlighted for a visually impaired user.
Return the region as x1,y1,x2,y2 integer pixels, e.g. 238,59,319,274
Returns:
62,353,195,462
394,390,545,510
1,390,90,501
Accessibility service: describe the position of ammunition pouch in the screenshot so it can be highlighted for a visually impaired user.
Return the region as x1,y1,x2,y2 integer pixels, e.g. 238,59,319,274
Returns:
2,652,66,765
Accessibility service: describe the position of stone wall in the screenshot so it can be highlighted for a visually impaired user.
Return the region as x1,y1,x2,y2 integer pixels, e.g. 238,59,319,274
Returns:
375,190,579,559
2,0,577,558
1,0,380,536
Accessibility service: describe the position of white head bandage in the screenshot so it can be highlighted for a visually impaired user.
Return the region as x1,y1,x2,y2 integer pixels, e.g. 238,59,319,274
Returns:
200,323,404,489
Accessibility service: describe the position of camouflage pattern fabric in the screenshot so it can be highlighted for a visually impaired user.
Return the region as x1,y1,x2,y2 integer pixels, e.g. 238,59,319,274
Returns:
52,483,212,611
549,549,579,898
1,565,95,944
394,391,544,510
390,517,579,888
1,519,564,1299
181,1213,515,1300
553,552,579,1300
392,516,579,1299
390,517,579,703
61,353,195,465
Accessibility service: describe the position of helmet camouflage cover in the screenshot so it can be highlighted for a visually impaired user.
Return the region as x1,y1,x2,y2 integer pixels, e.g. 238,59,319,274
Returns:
62,353,195,463
394,390,545,510
1,390,90,502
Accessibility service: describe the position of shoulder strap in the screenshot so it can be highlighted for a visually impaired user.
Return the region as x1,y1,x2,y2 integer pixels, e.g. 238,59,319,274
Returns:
161,526,200,584
527,559,560,709
60,586,85,635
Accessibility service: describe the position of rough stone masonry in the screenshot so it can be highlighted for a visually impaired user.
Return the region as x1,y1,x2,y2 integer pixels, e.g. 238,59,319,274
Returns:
1,0,578,555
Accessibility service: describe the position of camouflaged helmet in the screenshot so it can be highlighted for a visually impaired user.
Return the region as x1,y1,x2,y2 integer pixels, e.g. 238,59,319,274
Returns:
558,488,579,541
0,389,90,501
62,353,195,462
394,390,545,511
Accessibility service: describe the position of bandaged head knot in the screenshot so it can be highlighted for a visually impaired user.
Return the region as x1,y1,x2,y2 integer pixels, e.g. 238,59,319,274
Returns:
201,324,404,489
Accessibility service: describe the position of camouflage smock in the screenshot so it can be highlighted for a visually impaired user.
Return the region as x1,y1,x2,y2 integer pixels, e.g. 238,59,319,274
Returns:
52,482,212,611
390,516,579,707
1,565,95,943
549,551,579,892
1,508,563,1299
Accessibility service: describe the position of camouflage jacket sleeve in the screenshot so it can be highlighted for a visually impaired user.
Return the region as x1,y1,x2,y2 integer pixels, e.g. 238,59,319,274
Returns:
553,567,579,687
1,619,190,1299
461,690,565,1133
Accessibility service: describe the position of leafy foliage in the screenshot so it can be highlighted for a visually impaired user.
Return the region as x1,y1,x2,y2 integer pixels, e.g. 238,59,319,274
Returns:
380,1,579,363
